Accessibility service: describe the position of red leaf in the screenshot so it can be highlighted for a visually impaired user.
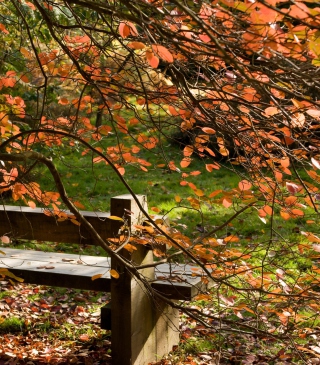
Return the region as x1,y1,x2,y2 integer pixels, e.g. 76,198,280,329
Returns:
119,22,130,38
286,182,301,195
146,51,159,68
152,45,174,63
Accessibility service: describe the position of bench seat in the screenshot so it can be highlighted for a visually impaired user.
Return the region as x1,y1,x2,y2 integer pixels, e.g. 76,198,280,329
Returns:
0,248,206,300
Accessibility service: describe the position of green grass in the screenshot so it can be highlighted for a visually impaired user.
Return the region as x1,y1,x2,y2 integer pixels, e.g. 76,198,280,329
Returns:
0,317,25,333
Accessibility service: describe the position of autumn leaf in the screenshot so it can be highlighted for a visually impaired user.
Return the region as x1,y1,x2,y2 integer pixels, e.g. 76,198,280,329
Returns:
0,23,8,34
286,182,301,195
152,44,174,63
91,273,103,281
0,236,10,244
119,22,131,38
79,334,90,342
110,269,120,279
58,98,69,105
146,50,159,68
201,127,216,134
128,42,145,50
238,180,252,191
108,216,124,221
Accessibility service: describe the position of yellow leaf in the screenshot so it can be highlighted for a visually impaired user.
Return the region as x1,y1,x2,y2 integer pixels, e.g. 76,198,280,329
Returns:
109,216,124,221
110,269,120,279
3,271,24,282
70,219,81,226
91,273,103,281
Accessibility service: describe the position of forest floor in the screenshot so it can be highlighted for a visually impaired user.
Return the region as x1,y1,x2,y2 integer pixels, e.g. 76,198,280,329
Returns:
0,280,318,365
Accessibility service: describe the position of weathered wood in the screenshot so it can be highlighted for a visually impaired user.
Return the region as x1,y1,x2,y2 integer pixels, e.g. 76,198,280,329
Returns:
0,247,205,300
110,244,179,365
0,205,118,245
110,195,179,365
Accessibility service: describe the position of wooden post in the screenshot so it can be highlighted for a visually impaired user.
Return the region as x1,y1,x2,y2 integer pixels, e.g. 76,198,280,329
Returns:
109,195,179,365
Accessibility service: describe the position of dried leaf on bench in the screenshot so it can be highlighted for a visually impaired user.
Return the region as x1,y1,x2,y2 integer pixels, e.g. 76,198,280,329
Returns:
70,219,81,226
91,273,103,281
108,215,124,221
62,258,76,262
110,269,120,279
0,235,10,244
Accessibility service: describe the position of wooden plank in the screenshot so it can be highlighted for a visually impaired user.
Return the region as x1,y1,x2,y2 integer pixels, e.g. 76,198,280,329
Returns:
110,195,179,365
0,248,207,299
0,205,120,245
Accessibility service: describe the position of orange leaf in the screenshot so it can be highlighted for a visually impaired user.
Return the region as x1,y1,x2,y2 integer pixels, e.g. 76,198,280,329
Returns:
110,269,120,279
0,23,8,34
151,206,161,212
109,216,124,222
201,127,215,134
152,44,174,63
128,42,145,49
280,210,291,220
206,163,220,172
183,145,193,157
194,189,204,197
222,198,232,208
58,98,69,105
91,274,103,281
70,219,81,226
28,201,36,209
20,75,29,83
281,157,290,168
264,106,279,116
180,157,191,168
224,235,240,243
74,201,85,209
190,171,201,176
119,22,130,38
168,105,180,116
291,209,304,217
238,180,252,191
146,51,159,68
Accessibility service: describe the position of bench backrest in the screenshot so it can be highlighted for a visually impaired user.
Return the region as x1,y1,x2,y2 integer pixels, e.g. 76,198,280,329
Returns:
0,194,147,245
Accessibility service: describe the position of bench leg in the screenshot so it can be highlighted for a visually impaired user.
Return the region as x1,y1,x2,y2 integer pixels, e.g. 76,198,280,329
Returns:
110,247,179,365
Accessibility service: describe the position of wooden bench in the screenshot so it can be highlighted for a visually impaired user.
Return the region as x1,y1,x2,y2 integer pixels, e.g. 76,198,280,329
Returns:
0,194,208,365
